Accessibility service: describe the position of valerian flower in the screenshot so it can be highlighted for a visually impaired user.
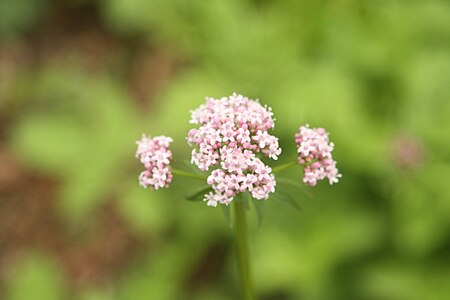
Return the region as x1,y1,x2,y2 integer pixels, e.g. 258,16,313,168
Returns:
295,125,341,186
135,135,173,189
188,93,281,206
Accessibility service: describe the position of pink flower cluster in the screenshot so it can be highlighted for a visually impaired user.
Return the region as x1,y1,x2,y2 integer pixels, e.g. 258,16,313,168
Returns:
135,135,173,190
188,93,281,207
295,125,341,186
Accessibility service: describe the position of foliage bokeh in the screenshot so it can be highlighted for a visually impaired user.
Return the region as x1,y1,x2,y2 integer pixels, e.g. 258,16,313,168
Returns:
0,0,449,299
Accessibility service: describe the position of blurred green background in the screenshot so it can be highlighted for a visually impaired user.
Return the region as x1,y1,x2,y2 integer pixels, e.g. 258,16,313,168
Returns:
0,0,449,299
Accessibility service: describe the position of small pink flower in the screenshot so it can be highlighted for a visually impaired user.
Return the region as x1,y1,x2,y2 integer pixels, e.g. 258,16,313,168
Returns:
254,163,272,181
188,93,281,206
239,174,257,192
136,134,173,189
204,192,218,207
295,125,341,186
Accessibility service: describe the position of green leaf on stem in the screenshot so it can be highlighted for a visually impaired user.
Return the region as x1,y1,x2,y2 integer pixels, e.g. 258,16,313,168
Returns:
239,192,251,210
277,178,313,198
221,204,232,228
185,185,211,202
272,187,303,212
252,199,265,229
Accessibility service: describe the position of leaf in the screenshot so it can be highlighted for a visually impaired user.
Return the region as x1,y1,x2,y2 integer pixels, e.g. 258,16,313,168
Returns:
277,178,313,198
221,204,232,228
252,200,265,229
272,187,302,213
185,185,212,202
238,192,251,210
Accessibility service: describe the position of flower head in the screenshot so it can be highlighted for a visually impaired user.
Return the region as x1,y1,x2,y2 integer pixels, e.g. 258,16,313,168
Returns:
188,93,281,206
136,135,173,189
295,125,341,186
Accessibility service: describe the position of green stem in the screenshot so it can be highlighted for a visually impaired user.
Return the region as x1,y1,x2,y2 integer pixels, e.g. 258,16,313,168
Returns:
272,161,298,173
234,200,255,300
171,168,206,180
